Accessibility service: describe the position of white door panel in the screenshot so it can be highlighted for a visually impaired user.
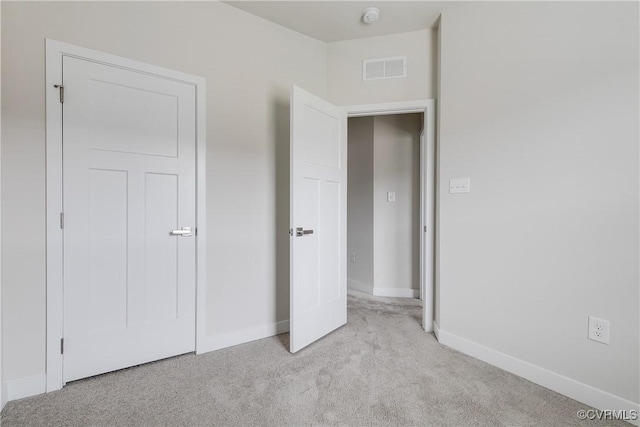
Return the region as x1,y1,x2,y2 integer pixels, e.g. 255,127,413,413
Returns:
87,169,128,332
290,86,347,353
85,79,179,157
63,56,196,382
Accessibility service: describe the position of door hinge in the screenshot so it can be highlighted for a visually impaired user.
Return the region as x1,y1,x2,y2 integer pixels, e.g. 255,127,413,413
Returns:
60,212,64,229
60,338,64,355
54,84,64,103
289,228,293,236
424,226,427,232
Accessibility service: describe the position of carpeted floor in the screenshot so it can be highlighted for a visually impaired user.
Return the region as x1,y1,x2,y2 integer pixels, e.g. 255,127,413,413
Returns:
1,292,626,426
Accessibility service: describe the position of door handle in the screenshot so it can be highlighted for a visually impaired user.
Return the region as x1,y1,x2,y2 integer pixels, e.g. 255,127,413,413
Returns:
170,227,192,237
296,227,314,237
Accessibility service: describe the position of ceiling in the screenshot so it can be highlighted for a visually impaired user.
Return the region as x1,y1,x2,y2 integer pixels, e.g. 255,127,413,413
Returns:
223,1,449,43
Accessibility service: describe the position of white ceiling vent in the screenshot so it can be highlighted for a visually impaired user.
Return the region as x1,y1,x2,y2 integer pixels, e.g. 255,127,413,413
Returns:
363,56,407,81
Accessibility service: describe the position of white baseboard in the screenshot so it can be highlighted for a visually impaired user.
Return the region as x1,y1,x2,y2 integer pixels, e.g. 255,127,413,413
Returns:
199,320,290,353
348,280,419,299
3,374,46,404
436,327,640,426
373,287,419,299
347,279,373,295
1,380,8,410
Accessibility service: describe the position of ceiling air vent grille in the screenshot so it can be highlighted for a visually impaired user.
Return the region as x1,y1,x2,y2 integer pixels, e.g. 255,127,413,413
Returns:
363,56,407,81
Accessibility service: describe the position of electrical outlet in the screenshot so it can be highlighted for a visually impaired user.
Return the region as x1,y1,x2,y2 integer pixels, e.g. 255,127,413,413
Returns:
350,253,357,264
588,316,610,344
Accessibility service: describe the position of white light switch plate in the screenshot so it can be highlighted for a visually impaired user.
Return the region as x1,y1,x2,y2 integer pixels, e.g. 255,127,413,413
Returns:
450,178,470,194
387,191,396,202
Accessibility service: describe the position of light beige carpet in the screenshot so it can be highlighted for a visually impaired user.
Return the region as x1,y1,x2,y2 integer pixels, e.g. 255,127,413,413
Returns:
1,292,626,426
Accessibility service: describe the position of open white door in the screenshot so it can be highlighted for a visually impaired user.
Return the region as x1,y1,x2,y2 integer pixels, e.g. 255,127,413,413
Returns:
290,86,347,353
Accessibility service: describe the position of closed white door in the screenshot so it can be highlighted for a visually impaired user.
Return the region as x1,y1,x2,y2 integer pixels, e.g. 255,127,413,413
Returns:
63,56,196,382
290,86,347,353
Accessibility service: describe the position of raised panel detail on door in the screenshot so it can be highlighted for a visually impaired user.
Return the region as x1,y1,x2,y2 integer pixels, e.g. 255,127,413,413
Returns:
299,177,320,311
88,169,128,332
86,79,179,157
301,106,341,169
63,55,196,382
319,181,341,303
145,173,179,323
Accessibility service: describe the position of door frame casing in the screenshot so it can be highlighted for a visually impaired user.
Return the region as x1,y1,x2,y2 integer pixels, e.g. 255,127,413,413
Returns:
45,39,207,392
344,99,436,332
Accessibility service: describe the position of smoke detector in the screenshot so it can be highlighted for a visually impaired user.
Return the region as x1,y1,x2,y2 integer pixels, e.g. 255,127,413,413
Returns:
362,7,380,24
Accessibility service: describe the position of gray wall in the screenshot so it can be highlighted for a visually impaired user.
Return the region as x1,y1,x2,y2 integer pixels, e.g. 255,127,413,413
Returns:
328,29,437,106
1,1,327,383
373,114,421,293
347,117,375,289
438,2,639,403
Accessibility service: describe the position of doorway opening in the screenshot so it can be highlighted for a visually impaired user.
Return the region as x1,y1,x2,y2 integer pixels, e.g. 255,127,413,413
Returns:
345,100,435,333
347,113,423,304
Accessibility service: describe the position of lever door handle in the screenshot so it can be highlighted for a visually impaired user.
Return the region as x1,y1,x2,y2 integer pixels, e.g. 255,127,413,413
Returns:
296,227,314,237
170,227,192,237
